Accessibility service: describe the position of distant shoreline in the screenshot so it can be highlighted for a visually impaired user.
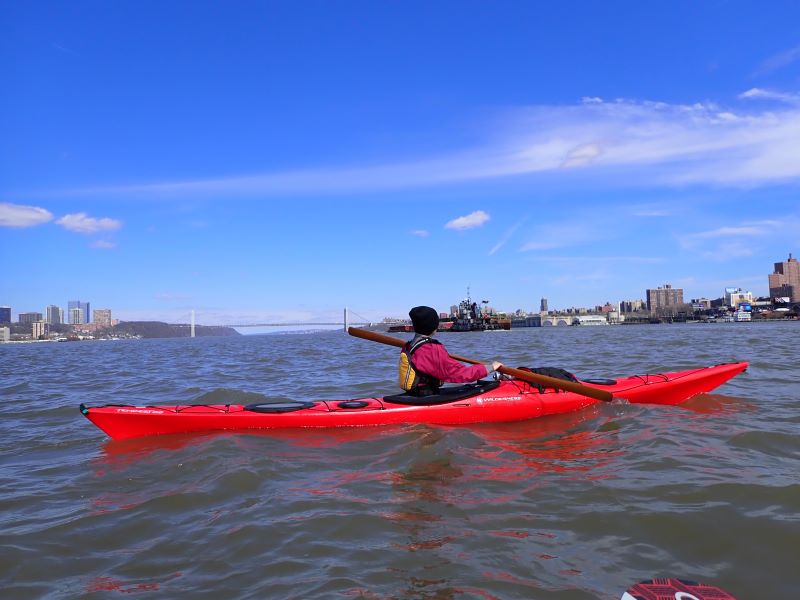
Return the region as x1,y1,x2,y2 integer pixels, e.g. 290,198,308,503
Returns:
1,320,241,343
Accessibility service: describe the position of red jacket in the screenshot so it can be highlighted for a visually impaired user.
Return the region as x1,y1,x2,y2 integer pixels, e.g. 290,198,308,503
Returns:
410,338,488,383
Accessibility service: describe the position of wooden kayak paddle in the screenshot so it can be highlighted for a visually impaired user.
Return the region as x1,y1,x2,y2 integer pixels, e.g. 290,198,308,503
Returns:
347,327,613,402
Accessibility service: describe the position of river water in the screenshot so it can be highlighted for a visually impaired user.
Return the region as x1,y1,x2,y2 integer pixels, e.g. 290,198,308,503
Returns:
1,322,798,599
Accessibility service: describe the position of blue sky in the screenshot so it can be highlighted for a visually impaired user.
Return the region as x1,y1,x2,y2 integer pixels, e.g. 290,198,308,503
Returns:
2,2,800,326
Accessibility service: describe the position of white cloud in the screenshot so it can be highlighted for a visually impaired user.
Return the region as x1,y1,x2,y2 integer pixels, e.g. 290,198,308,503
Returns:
445,210,490,231
90,240,116,250
514,97,800,186
738,88,800,105
56,212,122,234
410,229,430,237
52,90,800,197
0,202,53,227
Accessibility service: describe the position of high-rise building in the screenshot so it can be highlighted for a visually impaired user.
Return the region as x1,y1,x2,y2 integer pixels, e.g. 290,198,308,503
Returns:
93,309,113,328
0,306,10,323
768,253,800,302
540,298,548,313
46,305,63,325
0,326,9,342
646,284,684,313
32,321,48,339
19,312,44,325
68,300,90,324
69,307,85,325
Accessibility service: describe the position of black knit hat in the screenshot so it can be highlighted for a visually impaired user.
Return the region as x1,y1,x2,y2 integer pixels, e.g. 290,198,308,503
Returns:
409,306,439,335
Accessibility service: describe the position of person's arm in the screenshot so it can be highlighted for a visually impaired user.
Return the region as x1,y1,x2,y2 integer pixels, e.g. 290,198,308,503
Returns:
413,343,489,383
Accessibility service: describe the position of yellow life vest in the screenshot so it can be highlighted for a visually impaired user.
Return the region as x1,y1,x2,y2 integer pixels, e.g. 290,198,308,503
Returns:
398,336,441,394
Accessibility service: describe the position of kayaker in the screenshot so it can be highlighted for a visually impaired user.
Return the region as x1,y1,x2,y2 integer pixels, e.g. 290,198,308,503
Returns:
399,305,502,395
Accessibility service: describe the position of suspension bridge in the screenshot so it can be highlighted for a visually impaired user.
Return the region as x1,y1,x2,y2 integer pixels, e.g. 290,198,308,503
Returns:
178,308,375,332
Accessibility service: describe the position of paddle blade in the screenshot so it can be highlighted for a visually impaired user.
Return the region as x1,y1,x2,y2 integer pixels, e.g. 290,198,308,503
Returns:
621,578,737,599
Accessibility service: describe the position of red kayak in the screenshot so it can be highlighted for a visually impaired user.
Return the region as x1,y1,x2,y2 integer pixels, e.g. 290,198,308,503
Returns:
80,362,747,440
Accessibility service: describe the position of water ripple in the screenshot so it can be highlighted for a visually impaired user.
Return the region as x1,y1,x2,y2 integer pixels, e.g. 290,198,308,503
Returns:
0,323,798,599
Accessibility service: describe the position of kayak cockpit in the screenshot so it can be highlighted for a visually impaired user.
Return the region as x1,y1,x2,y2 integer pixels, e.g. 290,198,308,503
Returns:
383,380,500,406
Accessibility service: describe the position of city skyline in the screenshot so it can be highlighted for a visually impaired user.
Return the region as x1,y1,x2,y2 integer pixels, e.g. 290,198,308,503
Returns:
2,3,800,324
0,263,789,327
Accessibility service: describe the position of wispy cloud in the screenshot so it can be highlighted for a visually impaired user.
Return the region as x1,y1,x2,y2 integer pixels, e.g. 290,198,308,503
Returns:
489,218,527,255
755,45,800,75
155,292,191,301
90,240,116,250
51,42,79,56
680,220,783,244
552,269,611,285
687,223,780,239
561,143,602,168
445,210,490,231
56,212,122,234
186,220,209,229
519,222,609,251
512,96,800,187
0,202,53,227
628,203,674,217
50,91,800,198
410,229,430,237
524,255,665,264
677,218,794,260
702,243,755,260
738,88,800,105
